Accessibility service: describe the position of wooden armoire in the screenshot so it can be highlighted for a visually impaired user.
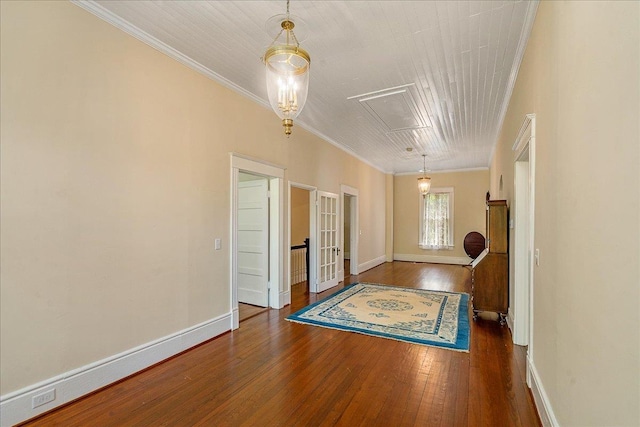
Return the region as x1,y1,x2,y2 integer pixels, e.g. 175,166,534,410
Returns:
472,200,508,324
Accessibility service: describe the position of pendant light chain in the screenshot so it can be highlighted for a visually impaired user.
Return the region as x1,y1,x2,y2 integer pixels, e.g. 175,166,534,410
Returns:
420,154,428,179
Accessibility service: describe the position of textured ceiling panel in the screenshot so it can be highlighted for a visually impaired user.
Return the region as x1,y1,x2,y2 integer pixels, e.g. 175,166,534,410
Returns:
78,0,538,174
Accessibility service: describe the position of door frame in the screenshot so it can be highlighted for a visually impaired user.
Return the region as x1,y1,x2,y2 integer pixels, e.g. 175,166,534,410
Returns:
287,182,317,303
340,185,359,279
511,114,536,385
230,153,285,330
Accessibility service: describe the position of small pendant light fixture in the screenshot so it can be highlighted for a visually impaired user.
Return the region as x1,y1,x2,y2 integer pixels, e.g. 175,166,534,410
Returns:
263,0,310,136
418,154,431,195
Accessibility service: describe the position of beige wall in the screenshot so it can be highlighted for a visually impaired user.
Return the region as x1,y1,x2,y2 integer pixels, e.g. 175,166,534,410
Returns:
290,187,310,246
491,1,639,425
0,1,387,396
393,170,489,262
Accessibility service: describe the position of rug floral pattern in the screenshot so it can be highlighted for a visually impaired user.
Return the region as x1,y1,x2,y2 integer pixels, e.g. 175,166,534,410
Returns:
287,283,470,351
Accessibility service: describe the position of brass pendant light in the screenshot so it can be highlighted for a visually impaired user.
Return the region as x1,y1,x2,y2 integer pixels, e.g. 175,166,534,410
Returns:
418,154,431,195
263,0,310,136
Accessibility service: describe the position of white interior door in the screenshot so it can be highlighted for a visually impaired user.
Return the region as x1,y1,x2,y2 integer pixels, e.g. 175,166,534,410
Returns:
316,191,339,292
237,177,269,307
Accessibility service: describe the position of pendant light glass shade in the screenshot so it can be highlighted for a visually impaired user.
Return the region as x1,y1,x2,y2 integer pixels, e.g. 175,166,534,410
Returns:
264,5,310,136
418,176,432,195
418,154,431,195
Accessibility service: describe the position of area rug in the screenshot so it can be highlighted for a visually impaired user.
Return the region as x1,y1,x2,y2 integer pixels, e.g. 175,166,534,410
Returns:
286,282,470,352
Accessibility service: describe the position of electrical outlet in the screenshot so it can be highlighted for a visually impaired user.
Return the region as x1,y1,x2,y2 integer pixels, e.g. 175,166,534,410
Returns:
32,389,55,408
215,238,221,250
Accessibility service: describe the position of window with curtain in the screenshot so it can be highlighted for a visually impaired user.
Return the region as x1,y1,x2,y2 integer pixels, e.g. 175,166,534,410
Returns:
420,187,454,250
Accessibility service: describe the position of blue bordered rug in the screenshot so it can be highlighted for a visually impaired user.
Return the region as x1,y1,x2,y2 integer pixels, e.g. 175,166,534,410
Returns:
286,282,470,352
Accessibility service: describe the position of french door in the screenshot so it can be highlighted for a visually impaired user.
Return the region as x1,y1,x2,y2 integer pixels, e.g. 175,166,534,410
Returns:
316,191,339,292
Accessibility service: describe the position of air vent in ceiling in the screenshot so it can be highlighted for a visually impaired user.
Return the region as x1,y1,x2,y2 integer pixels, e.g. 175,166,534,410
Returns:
348,84,430,133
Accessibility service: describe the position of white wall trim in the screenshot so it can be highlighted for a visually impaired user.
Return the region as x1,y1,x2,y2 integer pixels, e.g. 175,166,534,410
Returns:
506,308,515,333
280,290,291,308
357,255,387,274
269,176,284,309
511,113,536,347
394,166,489,176
393,253,471,265
70,1,267,108
0,313,232,427
529,359,559,427
487,0,539,167
230,152,285,179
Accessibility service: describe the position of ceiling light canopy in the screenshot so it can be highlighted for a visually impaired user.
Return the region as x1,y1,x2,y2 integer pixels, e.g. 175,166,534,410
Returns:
263,0,310,136
418,154,431,195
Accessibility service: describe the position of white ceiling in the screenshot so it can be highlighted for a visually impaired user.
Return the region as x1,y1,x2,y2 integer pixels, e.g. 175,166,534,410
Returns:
75,0,538,174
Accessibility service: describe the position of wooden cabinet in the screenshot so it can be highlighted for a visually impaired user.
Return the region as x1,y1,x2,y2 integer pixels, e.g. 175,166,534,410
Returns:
472,200,508,324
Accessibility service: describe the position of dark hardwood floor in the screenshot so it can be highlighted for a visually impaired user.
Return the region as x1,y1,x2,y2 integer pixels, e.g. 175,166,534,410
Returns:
238,303,268,322
21,262,540,426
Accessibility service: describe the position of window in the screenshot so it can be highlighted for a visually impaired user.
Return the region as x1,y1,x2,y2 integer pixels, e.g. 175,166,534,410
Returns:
420,187,454,250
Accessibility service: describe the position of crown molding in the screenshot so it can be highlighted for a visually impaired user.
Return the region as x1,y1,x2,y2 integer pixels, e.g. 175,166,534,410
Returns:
488,0,540,167
71,1,388,175
394,166,489,176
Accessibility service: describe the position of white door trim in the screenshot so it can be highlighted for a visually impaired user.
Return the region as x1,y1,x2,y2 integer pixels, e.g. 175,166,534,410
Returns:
287,182,317,304
511,114,536,386
340,185,359,277
230,153,285,329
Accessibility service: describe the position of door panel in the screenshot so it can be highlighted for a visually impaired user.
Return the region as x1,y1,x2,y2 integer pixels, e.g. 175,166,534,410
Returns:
237,178,269,307
316,191,339,292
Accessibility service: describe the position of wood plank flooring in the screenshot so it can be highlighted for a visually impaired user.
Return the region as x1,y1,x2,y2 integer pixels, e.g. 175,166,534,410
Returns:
21,262,540,426
238,303,268,322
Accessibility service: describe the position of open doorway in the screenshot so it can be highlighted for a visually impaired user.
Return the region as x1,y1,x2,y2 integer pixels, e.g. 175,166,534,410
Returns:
511,114,536,386
231,154,284,329
340,185,359,279
343,194,353,279
288,182,317,303
290,186,311,292
237,172,270,322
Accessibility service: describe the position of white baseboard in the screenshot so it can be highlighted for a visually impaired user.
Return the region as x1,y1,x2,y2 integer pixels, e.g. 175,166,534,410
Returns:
280,290,291,308
393,253,472,265
529,358,559,427
507,308,515,334
232,307,240,330
357,255,386,274
0,313,232,427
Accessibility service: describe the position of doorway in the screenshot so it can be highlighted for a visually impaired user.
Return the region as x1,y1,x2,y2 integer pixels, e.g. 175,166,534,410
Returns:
340,185,359,279
231,154,284,329
288,182,318,303
237,172,269,321
290,185,312,295
343,194,353,279
511,114,536,385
